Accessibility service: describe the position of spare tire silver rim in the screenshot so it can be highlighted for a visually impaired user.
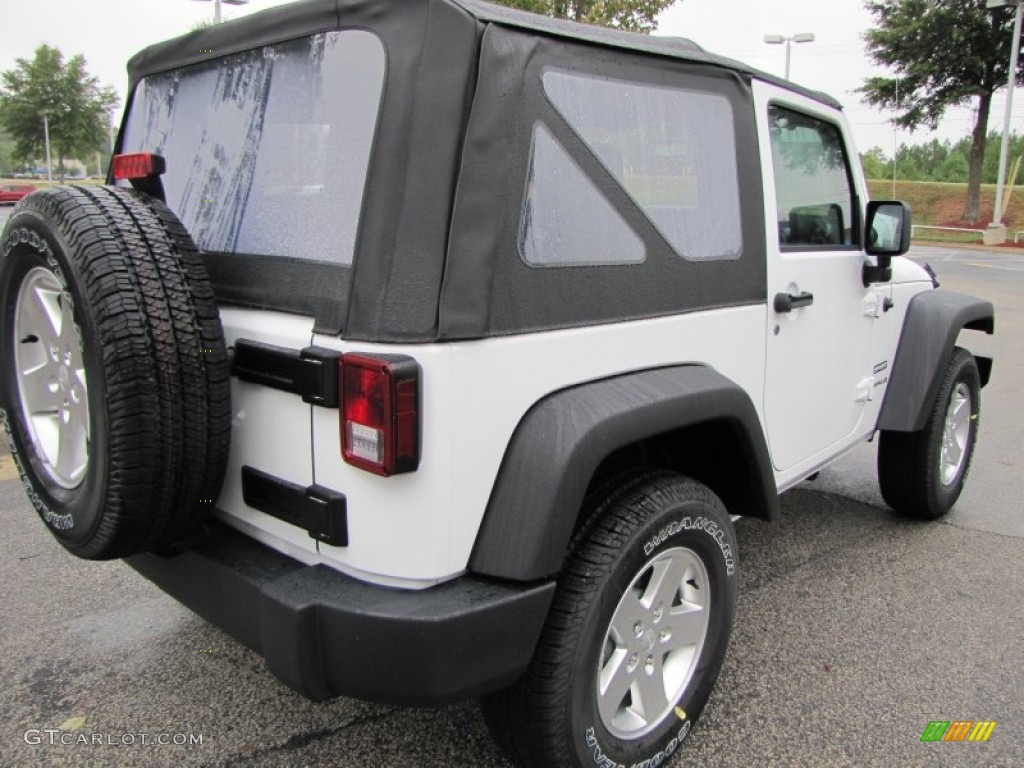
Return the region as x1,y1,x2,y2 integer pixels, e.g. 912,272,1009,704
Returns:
13,266,90,489
598,546,710,740
940,381,971,487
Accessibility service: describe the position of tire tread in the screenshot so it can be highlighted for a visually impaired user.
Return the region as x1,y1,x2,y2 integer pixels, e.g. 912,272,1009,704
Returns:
0,185,231,558
483,470,730,768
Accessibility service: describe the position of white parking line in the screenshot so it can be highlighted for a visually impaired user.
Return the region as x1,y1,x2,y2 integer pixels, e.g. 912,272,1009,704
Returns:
966,261,1024,271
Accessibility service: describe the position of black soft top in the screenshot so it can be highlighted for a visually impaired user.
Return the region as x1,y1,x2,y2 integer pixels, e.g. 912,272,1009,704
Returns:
451,0,841,108
119,0,835,341
127,0,841,110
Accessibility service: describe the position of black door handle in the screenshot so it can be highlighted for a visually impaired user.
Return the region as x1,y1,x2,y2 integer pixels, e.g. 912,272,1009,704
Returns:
774,291,814,313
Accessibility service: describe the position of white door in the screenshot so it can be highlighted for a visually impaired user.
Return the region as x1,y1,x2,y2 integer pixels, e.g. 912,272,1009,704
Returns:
759,95,879,473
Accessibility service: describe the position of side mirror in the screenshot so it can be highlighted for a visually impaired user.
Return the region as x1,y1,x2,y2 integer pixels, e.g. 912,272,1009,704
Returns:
864,200,911,284
866,200,911,257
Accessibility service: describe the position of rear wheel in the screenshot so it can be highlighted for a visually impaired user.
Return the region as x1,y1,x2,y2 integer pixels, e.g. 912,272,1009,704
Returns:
0,186,230,558
482,471,737,768
877,347,980,519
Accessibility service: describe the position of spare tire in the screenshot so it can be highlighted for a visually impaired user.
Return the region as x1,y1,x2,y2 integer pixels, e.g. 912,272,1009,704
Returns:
0,185,231,559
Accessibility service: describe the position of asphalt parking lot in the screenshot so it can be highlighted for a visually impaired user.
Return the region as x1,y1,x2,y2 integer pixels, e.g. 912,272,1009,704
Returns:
0,220,1021,766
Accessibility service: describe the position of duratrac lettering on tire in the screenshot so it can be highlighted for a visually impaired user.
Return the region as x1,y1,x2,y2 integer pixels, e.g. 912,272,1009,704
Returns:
482,470,738,768
0,186,231,558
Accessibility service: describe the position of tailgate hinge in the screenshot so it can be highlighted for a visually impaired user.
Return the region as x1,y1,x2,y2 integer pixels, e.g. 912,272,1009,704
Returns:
241,466,348,548
231,339,340,407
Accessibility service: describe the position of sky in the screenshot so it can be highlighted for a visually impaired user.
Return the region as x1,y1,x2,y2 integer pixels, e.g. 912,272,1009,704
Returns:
1,0,1021,158
657,0,1022,154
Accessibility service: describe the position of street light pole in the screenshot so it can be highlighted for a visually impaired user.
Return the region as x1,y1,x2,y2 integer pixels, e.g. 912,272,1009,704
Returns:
39,110,53,183
893,77,900,199
991,0,1023,230
764,33,816,81
191,0,249,24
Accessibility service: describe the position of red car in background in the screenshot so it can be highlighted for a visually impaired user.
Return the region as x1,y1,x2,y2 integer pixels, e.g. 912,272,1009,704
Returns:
0,184,36,204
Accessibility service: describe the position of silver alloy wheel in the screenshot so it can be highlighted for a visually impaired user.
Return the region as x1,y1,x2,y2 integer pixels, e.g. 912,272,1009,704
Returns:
597,546,710,740
13,266,90,489
939,381,971,487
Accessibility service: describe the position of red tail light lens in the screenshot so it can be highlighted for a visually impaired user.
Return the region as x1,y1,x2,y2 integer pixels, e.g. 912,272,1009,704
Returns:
341,354,420,476
111,152,166,180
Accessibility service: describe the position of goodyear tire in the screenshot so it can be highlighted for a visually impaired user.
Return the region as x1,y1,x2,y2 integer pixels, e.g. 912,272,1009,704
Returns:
877,346,980,519
482,471,737,768
0,186,230,558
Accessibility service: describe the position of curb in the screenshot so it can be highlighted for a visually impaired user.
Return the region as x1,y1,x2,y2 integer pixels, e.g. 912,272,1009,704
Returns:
912,240,1024,255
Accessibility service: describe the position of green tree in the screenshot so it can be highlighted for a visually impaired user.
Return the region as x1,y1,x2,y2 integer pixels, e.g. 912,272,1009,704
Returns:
912,139,953,179
0,128,15,176
937,151,970,183
491,0,680,33
969,130,1024,183
860,0,1022,223
0,44,118,180
894,144,924,181
860,146,892,179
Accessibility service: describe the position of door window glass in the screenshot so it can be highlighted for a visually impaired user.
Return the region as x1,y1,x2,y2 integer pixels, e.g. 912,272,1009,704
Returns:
768,105,856,248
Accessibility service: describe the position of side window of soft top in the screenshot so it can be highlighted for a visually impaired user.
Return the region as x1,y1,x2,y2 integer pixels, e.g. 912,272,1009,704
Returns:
768,105,857,249
518,68,744,267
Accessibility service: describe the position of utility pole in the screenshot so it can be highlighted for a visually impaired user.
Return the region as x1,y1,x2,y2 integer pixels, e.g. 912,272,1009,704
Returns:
988,0,1023,242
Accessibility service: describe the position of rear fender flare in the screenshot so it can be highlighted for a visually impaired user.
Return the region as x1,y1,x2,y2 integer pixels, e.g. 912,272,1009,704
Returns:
468,365,778,582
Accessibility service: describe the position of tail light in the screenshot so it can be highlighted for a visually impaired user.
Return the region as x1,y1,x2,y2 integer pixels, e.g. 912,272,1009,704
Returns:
341,354,420,476
111,152,166,203
111,152,165,180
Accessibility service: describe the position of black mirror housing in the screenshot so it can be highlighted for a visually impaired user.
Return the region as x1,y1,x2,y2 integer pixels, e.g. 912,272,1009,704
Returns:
865,200,912,258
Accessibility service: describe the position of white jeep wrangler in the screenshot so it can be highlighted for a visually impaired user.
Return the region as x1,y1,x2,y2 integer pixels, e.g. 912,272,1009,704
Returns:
0,1,993,766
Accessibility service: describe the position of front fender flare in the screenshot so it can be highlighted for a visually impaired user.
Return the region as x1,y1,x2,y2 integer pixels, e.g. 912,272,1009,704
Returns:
468,365,778,582
878,290,994,433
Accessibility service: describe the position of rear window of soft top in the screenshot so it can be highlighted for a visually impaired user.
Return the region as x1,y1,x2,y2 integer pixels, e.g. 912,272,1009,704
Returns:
121,30,385,265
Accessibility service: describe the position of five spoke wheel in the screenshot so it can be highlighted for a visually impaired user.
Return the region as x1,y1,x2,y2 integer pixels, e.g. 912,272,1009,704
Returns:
598,546,710,739
939,381,971,487
13,266,89,489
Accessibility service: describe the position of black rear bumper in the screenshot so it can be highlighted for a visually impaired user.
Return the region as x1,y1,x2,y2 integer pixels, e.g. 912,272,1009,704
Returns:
125,522,554,705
